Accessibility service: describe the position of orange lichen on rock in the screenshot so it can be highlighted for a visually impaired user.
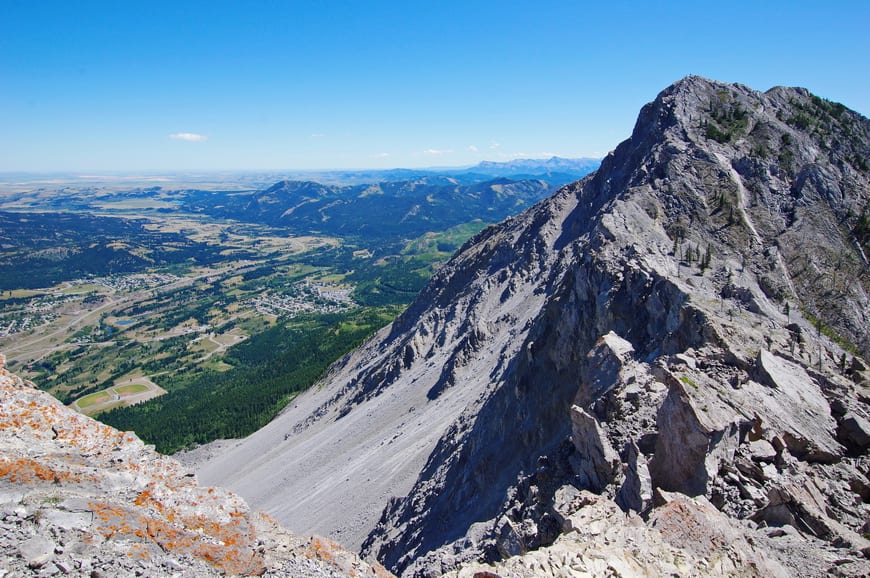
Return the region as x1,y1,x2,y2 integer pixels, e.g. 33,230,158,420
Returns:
0,456,96,484
88,499,266,575
309,536,337,563
128,543,151,560
1,360,393,577
306,536,395,578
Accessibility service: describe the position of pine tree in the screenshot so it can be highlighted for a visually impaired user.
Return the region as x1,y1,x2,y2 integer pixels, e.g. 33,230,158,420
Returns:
700,246,712,271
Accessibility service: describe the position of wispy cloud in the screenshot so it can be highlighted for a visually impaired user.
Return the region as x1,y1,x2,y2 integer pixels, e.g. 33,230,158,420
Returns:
169,132,208,142
310,133,325,138
422,148,453,155
468,145,479,152
489,141,501,150
370,152,390,158
507,151,557,158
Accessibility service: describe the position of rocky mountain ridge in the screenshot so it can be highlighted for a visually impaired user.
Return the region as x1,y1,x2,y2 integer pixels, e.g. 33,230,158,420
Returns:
0,353,392,577
201,76,869,577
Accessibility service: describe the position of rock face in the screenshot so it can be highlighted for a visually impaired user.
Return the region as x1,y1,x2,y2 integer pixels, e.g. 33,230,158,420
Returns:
0,354,391,577
201,76,870,576
443,490,792,578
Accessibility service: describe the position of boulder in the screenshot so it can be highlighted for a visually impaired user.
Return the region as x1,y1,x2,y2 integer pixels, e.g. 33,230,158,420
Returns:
755,478,870,553
616,442,653,513
649,375,739,496
578,331,636,404
747,439,778,463
649,490,790,577
748,351,844,462
838,413,870,451
569,406,621,492
18,536,54,569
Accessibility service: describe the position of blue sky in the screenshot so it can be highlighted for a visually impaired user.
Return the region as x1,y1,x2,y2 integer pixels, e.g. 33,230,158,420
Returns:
1,0,868,172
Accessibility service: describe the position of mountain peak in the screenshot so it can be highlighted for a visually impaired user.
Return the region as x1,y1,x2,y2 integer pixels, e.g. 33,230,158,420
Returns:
202,79,869,576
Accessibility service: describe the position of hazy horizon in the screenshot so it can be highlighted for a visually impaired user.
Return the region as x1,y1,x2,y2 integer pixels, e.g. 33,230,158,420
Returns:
0,154,600,176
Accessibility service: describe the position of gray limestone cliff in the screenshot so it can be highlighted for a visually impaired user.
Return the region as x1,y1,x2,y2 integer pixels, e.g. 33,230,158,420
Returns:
200,77,870,577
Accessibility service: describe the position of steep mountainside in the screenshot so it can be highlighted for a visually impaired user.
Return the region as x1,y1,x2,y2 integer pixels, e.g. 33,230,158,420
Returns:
0,355,391,577
201,77,870,576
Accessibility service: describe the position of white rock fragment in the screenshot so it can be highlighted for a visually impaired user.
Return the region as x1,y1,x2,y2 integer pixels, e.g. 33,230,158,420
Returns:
19,536,55,568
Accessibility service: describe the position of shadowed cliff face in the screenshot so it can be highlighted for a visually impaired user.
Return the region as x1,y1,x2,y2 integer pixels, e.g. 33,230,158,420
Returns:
202,77,870,577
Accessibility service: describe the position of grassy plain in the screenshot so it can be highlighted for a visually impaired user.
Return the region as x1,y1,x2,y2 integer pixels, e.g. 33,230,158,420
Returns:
116,383,149,395
76,391,111,409
0,181,489,452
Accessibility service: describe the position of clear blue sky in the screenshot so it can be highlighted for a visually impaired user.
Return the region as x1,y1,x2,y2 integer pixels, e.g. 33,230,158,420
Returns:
1,0,867,172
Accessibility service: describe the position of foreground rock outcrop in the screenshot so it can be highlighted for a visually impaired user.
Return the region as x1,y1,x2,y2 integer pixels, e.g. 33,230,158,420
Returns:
202,77,870,576
0,354,391,577
444,490,792,577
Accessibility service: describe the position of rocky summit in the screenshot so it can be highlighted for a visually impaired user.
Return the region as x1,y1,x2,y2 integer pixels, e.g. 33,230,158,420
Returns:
0,354,392,577
201,76,870,577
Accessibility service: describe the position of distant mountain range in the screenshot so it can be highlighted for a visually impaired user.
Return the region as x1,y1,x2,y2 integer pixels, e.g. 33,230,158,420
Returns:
183,176,571,242
260,156,601,187
0,157,601,192
470,156,601,176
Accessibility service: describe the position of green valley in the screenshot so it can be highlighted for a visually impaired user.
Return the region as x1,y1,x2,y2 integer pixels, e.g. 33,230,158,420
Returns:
0,161,597,453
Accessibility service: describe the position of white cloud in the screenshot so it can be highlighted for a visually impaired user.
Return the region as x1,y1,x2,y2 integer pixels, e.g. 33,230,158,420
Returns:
508,151,557,158
489,141,501,149
169,132,208,142
422,148,453,155
310,133,325,138
468,145,479,152
370,152,390,158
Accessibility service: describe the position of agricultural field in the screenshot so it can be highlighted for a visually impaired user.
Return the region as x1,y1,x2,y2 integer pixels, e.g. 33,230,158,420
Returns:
0,234,364,407
72,377,165,416
0,178,491,452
